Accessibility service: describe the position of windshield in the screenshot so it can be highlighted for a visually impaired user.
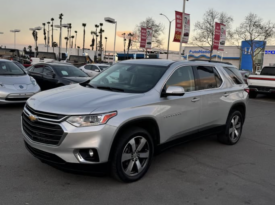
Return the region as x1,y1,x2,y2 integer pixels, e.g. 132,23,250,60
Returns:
261,67,275,76
37,52,56,60
99,66,110,71
52,65,88,77
0,61,25,75
88,63,168,93
13,61,26,70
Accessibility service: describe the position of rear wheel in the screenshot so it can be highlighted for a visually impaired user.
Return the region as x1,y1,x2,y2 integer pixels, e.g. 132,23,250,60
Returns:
111,127,153,183
218,110,243,145
249,92,257,98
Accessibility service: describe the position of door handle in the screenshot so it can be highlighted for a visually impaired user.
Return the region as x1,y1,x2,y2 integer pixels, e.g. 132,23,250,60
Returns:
191,97,200,102
224,93,229,97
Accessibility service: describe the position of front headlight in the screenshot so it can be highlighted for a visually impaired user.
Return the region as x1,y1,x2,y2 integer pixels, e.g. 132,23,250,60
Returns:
30,77,37,86
66,112,117,127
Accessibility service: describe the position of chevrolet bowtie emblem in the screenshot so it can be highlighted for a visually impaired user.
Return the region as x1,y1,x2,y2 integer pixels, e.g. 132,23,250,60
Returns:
29,115,38,122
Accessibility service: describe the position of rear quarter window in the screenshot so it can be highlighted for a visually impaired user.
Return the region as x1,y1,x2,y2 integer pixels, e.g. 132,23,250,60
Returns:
223,67,244,85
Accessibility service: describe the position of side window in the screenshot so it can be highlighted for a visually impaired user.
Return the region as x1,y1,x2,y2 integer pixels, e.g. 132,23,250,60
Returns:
91,65,100,72
43,67,54,76
196,66,221,90
32,65,44,73
166,66,195,92
84,65,92,70
223,67,243,84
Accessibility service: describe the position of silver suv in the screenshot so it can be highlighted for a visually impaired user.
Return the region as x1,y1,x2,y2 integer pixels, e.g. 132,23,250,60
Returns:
22,60,248,182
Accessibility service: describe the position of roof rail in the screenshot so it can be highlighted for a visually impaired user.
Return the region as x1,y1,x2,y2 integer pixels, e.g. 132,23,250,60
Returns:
189,59,232,65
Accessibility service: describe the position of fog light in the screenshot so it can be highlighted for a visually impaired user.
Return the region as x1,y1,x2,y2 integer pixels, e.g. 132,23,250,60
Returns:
89,149,94,157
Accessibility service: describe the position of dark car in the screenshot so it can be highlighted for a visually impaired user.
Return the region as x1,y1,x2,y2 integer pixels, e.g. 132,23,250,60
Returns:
66,55,93,67
27,63,91,90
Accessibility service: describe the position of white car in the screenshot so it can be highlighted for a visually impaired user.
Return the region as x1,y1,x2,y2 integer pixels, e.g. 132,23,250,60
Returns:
0,59,40,104
79,64,110,77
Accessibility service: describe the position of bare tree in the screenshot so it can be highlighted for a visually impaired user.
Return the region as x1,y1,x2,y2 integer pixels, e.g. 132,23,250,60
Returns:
234,13,275,72
191,9,233,60
133,17,165,50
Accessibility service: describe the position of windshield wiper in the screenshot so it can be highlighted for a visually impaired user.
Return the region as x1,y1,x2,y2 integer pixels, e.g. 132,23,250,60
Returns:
97,86,125,92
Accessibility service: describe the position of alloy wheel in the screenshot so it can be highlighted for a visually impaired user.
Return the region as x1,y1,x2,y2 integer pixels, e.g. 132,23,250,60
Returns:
121,136,150,177
229,115,242,142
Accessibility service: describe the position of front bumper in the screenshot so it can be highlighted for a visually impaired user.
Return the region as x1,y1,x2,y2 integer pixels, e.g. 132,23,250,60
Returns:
0,87,40,104
22,115,117,165
24,141,109,174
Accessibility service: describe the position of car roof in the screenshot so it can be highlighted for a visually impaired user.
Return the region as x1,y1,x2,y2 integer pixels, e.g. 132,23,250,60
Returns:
119,59,175,66
0,59,11,62
118,59,236,68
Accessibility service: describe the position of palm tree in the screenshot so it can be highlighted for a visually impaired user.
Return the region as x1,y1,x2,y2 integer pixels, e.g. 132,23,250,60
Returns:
74,31,77,49
82,23,86,54
64,37,68,52
51,18,54,52
71,35,74,48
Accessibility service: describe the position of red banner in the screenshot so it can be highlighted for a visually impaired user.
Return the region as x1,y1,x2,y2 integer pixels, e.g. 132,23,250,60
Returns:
140,27,147,48
173,11,190,43
213,22,226,51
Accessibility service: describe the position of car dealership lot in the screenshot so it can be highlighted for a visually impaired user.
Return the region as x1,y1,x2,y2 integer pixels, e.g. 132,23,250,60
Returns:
1,96,275,205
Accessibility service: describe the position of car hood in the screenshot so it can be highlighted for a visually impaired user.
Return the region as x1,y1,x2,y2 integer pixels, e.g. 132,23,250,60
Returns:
62,77,91,83
27,84,144,115
0,75,31,85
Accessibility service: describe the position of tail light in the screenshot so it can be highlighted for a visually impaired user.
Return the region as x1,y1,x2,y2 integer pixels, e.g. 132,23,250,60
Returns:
244,88,250,93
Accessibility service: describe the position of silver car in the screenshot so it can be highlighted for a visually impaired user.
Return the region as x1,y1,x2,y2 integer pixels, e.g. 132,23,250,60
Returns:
22,60,248,182
79,64,110,77
0,59,40,104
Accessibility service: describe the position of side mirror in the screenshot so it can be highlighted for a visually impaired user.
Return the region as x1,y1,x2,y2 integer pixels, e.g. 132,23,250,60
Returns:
95,69,100,72
244,74,249,78
52,73,56,78
162,86,185,97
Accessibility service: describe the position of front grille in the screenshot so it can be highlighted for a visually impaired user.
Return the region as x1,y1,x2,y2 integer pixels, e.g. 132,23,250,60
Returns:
22,112,65,146
26,104,66,121
5,97,29,101
25,141,66,164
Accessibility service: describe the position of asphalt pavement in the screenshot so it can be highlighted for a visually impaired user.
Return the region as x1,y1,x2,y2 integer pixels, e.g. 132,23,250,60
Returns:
0,95,275,205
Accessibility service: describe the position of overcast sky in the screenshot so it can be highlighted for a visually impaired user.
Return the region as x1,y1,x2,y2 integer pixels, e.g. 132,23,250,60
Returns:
0,0,274,51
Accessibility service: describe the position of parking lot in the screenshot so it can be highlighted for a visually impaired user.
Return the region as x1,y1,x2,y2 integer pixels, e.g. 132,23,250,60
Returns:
0,95,275,205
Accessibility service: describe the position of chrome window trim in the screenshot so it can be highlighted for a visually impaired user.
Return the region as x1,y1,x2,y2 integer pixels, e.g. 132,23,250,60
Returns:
161,64,225,95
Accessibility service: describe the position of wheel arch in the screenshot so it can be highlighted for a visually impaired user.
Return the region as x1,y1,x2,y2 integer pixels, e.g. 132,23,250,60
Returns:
108,117,160,161
228,102,246,123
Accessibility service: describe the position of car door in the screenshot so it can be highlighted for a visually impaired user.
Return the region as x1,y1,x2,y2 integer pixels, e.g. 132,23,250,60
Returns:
42,66,58,90
193,65,226,131
28,64,44,89
158,66,201,143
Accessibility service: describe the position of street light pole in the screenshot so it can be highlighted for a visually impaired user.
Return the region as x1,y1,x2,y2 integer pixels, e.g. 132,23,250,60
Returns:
160,13,175,59
105,37,108,59
82,23,86,55
59,13,63,61
0,32,3,47
10,30,20,49
179,0,187,60
47,22,50,52
104,17,117,64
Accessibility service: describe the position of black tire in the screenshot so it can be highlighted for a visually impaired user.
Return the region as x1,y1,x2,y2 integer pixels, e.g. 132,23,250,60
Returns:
111,127,154,183
249,92,257,98
218,110,243,145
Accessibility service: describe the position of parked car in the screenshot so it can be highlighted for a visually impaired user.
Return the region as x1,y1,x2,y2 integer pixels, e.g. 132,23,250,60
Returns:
0,48,31,67
247,66,275,98
66,55,93,67
27,63,91,90
22,60,248,182
79,64,110,77
0,59,40,104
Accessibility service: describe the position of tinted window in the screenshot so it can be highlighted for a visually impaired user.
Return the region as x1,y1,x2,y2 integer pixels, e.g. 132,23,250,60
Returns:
89,63,168,93
0,61,25,75
223,67,243,84
52,65,88,77
84,65,92,70
32,65,44,73
43,67,54,76
166,66,195,92
261,67,275,76
13,61,26,70
91,65,100,72
197,66,220,89
99,66,110,71
37,52,56,60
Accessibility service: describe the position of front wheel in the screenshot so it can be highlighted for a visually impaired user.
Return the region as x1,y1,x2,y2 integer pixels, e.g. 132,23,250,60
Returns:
218,110,243,145
111,127,153,183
